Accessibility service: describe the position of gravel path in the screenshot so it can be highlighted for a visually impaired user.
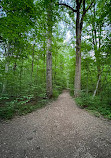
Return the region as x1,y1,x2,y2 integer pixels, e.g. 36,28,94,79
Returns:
0,91,111,158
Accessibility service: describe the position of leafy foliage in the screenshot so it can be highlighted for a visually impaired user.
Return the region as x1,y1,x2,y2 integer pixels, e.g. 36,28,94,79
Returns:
0,0,111,120
75,91,111,119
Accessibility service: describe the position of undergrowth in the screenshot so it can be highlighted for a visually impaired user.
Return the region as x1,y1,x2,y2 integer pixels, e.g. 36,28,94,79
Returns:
0,95,48,119
75,91,111,119
0,89,61,120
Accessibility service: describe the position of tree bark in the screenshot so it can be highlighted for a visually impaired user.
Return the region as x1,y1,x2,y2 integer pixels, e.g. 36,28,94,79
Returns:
2,43,10,94
74,0,93,97
43,40,46,80
31,44,35,81
93,73,101,97
58,0,93,97
46,38,52,98
92,4,102,94
46,1,53,98
74,4,81,97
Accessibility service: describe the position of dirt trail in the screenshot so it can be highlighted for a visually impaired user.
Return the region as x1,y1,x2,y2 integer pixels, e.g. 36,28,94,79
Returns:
0,91,111,158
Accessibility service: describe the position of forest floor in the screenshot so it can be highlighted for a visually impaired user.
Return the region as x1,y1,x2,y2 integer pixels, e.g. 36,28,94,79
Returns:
0,90,111,158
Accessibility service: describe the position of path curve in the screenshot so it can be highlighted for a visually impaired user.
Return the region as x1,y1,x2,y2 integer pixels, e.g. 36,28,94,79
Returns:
0,91,111,158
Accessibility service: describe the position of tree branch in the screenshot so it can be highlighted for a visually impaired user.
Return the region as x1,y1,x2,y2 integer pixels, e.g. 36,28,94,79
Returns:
79,0,83,6
80,1,94,30
85,1,94,13
59,3,77,13
83,0,85,12
76,0,79,5
76,0,83,9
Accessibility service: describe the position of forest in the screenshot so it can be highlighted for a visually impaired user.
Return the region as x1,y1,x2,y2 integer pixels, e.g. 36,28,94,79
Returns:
0,0,111,119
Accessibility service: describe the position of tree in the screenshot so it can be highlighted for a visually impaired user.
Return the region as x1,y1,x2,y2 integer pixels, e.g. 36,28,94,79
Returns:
85,0,111,96
59,0,93,97
46,0,53,98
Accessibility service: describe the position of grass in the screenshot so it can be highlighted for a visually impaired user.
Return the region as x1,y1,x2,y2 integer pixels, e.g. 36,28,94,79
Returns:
75,92,111,120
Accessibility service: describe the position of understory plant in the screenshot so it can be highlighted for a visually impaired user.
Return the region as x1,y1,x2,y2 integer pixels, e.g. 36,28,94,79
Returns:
75,91,111,119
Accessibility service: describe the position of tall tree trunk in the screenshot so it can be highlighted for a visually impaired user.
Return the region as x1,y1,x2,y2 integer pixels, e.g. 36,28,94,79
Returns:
74,7,81,97
31,44,35,81
59,0,93,97
35,55,39,85
54,53,57,81
93,73,101,97
2,43,10,94
19,56,23,94
98,24,102,92
46,1,52,98
43,40,46,80
46,38,52,98
2,63,9,94
86,62,89,95
92,4,101,94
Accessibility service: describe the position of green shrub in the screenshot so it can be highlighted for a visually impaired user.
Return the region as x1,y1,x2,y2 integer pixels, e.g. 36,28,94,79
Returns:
75,91,111,119
0,106,15,119
0,95,48,120
53,90,60,98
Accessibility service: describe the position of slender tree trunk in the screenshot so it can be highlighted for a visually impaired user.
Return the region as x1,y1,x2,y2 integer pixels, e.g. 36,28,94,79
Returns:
31,44,35,81
93,73,101,97
74,8,81,97
54,54,57,81
19,57,23,94
86,66,89,95
35,55,39,85
43,40,46,80
2,43,10,94
46,38,52,98
98,24,102,92
46,1,52,98
2,63,9,94
93,4,101,94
